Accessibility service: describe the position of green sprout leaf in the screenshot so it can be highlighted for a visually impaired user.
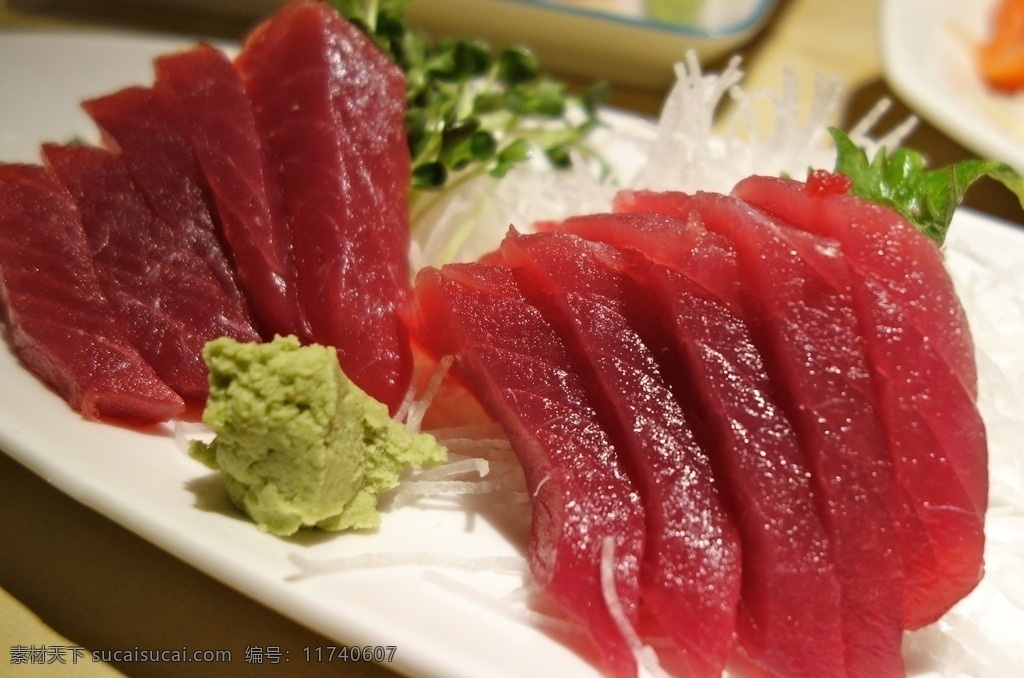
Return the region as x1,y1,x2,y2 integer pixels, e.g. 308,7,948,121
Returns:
830,127,1024,245
332,0,605,191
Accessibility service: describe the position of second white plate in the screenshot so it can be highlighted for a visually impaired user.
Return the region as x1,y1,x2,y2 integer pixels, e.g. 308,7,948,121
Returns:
882,0,1024,171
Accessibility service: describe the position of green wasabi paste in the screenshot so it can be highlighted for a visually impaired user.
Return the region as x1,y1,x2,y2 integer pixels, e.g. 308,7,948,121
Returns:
189,335,445,536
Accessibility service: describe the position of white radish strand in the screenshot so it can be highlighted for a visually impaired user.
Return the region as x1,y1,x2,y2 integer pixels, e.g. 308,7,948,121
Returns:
599,537,669,678
422,570,588,640
287,551,527,581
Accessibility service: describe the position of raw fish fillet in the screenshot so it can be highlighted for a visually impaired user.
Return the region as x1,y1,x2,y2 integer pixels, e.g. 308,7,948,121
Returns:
0,163,184,422
153,44,307,340
81,86,248,311
546,210,846,678
410,262,644,678
499,229,741,677
43,144,261,403
617,190,906,677
733,173,987,629
236,0,412,413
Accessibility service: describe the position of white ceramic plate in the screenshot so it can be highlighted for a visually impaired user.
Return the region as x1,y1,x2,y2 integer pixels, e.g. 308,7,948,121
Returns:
1,29,1023,678
881,0,1024,171
406,0,778,87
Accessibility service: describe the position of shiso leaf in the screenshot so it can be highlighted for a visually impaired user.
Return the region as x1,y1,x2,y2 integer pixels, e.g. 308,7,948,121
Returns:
830,127,1024,245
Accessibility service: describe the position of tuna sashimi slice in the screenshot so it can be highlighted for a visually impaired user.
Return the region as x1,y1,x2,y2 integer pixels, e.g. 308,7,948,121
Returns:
0,163,184,422
43,144,261,403
616,189,906,677
546,210,846,677
733,173,987,628
409,262,644,678
236,0,413,413
153,44,307,340
81,85,249,312
499,228,741,677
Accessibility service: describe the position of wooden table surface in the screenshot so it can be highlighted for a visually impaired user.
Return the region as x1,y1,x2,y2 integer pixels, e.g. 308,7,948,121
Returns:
1,1,1020,677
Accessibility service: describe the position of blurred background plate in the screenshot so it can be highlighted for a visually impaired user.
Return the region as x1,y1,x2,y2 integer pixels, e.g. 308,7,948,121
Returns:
407,0,778,87
882,0,1024,172
4,0,777,90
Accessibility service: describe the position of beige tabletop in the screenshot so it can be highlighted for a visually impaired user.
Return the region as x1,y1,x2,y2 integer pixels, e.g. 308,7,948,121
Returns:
1,1,1021,677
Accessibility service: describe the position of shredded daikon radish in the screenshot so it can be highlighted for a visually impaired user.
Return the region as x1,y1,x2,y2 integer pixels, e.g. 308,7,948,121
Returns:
599,537,669,678
287,551,527,581
846,97,919,159
388,472,527,509
403,456,490,480
386,435,526,508
434,436,516,460
395,354,453,433
387,478,516,509
171,419,213,454
428,421,509,440
638,52,917,194
409,50,915,272
422,570,588,640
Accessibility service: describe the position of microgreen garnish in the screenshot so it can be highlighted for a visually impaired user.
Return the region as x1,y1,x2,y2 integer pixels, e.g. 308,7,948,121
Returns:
333,0,606,190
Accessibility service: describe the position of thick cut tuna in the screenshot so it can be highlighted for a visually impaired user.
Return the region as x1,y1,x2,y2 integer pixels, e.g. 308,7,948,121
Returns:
499,229,741,677
410,262,644,678
81,85,248,311
0,163,184,422
153,44,307,340
546,210,846,678
733,173,987,628
617,190,906,677
43,144,261,403
236,0,413,413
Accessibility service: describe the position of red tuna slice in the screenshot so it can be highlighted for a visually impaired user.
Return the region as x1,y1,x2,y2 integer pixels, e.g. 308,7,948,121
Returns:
43,143,261,403
498,229,741,677
616,189,906,677
0,164,185,422
409,262,644,678
236,0,412,413
545,210,846,677
81,86,249,314
153,44,307,341
733,173,987,628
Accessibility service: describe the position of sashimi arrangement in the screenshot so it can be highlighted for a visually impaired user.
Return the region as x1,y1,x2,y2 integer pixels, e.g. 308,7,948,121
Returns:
408,179,987,675
0,0,413,420
0,1,1020,676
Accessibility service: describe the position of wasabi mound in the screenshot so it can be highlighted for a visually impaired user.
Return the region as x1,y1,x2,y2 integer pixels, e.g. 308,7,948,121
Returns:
190,335,446,536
